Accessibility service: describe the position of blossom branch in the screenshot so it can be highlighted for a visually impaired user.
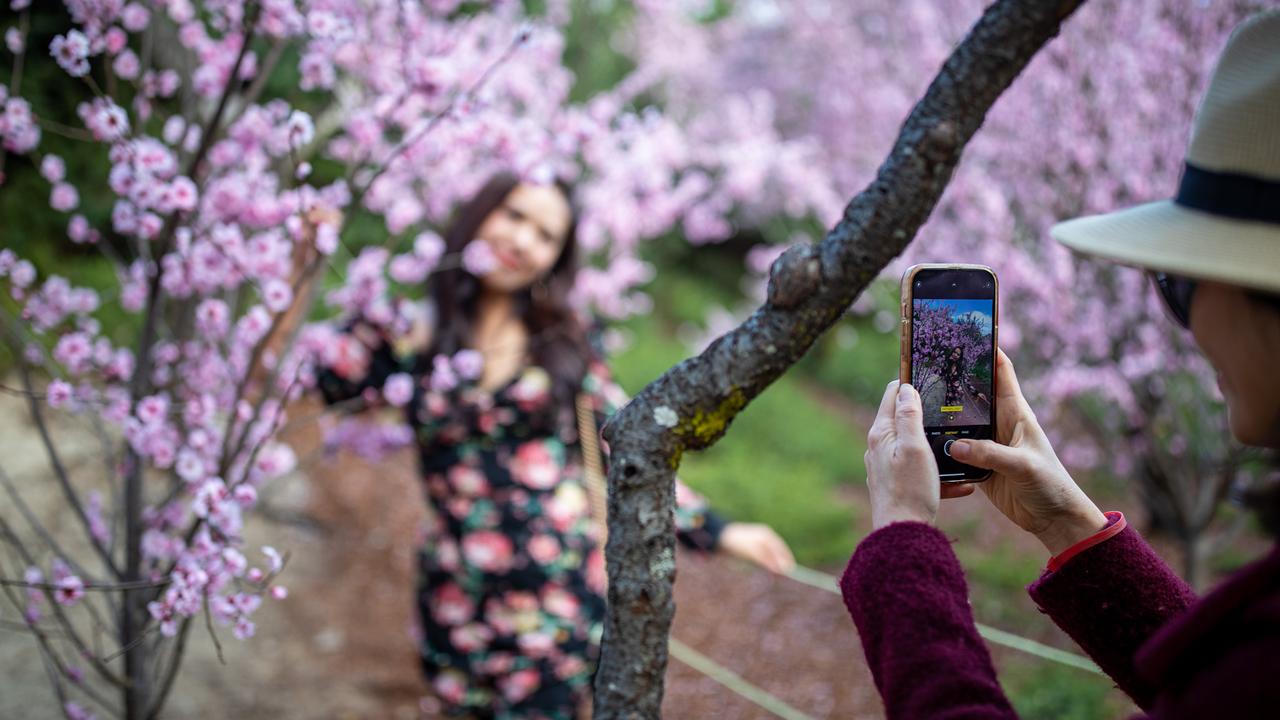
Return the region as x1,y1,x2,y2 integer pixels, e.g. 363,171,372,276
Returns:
1,317,122,579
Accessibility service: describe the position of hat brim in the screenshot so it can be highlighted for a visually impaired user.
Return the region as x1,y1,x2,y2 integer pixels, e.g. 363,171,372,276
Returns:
1051,201,1280,294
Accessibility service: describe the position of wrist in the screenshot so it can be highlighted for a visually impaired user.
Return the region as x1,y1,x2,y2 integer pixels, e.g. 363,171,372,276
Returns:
872,504,935,530
1036,505,1108,555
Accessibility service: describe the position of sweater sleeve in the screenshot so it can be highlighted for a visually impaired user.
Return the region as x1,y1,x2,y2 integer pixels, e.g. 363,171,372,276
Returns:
1027,522,1197,709
840,522,1017,720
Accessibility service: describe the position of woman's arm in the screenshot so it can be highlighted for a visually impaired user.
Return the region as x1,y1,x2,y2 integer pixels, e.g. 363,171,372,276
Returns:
1026,516,1196,709
848,380,1016,718
842,522,1017,720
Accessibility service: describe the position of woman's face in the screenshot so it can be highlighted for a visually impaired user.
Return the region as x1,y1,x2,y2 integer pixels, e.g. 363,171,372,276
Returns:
1189,282,1280,448
475,183,572,294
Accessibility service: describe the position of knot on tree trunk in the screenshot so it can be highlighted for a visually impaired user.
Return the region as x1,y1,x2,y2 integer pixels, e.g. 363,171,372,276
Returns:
767,243,822,309
923,119,960,161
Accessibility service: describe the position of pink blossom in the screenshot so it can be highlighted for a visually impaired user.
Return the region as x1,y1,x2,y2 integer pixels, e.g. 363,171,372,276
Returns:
388,253,430,284
269,585,288,600
67,214,91,243
263,546,283,573
111,48,140,80
50,183,79,212
429,354,458,393
452,350,484,381
46,379,73,408
50,31,91,77
122,3,150,32
80,98,130,142
261,279,293,313
194,298,230,338
54,575,86,606
40,155,65,183
162,115,185,145
462,239,497,275
63,702,94,720
136,394,169,425
232,484,257,509
314,223,339,255
383,372,414,407
285,110,314,150
5,27,23,55
414,231,445,268
104,27,128,55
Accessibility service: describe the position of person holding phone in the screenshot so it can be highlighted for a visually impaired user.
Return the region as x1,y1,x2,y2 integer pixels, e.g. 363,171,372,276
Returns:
310,174,794,719
841,12,1280,719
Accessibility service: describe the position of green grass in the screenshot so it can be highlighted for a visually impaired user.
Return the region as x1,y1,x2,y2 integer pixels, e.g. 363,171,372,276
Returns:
1002,662,1124,720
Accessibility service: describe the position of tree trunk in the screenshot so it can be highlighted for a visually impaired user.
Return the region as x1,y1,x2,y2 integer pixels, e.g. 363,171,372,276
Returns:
593,0,1091,716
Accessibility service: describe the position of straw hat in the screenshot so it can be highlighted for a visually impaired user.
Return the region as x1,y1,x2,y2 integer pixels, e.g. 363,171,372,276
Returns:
1051,11,1280,294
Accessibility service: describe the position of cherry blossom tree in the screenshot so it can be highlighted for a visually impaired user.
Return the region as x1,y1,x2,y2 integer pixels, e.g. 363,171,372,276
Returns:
0,1,841,717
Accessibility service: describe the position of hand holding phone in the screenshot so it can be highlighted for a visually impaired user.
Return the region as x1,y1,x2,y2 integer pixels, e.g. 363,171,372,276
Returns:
900,264,999,483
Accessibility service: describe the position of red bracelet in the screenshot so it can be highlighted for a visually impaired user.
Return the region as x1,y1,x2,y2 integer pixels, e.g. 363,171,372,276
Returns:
1046,511,1126,572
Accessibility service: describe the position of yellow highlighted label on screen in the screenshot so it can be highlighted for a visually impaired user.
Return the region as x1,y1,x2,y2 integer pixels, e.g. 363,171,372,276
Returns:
940,405,963,412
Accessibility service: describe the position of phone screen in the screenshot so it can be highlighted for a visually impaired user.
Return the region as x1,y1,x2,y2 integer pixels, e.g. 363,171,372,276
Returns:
908,267,997,481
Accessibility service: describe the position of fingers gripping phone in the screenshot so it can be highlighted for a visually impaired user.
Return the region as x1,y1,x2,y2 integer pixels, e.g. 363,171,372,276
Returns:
900,264,998,483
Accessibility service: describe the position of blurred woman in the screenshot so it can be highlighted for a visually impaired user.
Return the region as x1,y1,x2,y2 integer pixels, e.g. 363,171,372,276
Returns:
315,174,794,719
843,12,1280,719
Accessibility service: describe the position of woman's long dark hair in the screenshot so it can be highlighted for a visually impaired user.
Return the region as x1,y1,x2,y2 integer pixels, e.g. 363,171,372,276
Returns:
424,173,591,410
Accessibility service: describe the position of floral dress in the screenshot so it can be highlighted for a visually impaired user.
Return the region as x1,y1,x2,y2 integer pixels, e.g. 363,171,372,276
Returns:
317,324,725,719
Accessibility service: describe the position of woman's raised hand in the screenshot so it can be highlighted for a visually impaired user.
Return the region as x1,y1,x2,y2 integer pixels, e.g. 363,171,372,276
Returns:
718,522,797,575
948,350,1107,554
863,380,976,531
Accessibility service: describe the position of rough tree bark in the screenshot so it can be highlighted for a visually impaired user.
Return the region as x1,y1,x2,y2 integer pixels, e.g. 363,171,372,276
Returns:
592,0,1090,716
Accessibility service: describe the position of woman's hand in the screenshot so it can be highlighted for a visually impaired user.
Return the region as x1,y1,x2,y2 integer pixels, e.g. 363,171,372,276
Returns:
718,522,796,575
947,350,1107,554
864,380,975,530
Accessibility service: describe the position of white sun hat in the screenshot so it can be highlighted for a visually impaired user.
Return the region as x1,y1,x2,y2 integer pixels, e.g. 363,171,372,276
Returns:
1051,11,1280,294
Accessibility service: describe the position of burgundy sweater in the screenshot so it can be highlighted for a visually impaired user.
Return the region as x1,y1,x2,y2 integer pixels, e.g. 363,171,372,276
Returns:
840,521,1280,719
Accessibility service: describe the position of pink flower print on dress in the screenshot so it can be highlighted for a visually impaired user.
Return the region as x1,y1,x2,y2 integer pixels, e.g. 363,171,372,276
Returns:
517,631,556,658
448,464,489,497
450,622,495,654
527,534,561,565
433,669,469,705
507,367,551,411
461,530,514,573
541,586,580,620
497,667,541,704
510,440,559,490
431,583,474,626
546,482,588,533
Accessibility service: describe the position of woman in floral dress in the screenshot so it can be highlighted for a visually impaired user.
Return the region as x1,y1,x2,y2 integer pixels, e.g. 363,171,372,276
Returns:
316,174,794,719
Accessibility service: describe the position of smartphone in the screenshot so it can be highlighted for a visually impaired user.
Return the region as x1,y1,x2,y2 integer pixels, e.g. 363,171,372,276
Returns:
899,264,999,483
